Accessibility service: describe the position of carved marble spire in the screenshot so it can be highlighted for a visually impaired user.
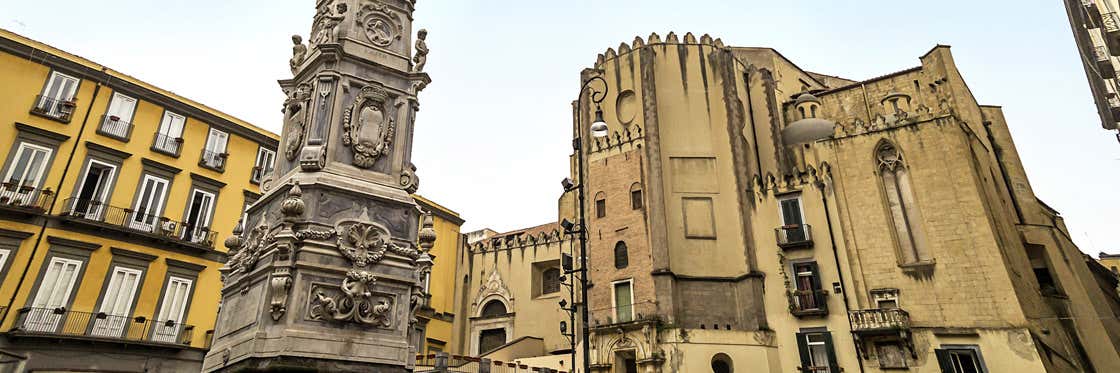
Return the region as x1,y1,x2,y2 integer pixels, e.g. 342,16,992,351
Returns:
205,1,432,372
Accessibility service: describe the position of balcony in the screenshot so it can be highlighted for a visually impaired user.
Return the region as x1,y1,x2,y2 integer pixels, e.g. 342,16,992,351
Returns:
590,301,659,329
849,308,910,335
152,133,183,157
776,224,813,249
1095,46,1117,78
97,115,133,141
0,183,53,215
29,95,77,123
9,307,194,347
789,289,829,317
1102,12,1120,55
59,198,217,249
199,150,227,171
1085,0,1104,29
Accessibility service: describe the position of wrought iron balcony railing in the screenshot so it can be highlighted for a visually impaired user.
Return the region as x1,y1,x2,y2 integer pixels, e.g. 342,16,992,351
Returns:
848,308,910,334
98,115,133,140
60,197,217,248
590,301,659,328
152,133,183,156
30,95,77,122
10,307,194,347
0,183,53,213
199,150,227,170
789,289,829,317
776,224,813,249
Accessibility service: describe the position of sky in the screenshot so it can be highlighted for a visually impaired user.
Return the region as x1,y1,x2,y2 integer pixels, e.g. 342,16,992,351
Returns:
3,0,1117,254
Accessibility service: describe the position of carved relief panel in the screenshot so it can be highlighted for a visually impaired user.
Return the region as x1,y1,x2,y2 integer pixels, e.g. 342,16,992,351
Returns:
342,83,396,169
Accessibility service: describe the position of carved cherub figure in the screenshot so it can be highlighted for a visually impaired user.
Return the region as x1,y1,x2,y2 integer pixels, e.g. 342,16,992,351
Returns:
289,35,307,75
413,29,428,72
312,3,347,45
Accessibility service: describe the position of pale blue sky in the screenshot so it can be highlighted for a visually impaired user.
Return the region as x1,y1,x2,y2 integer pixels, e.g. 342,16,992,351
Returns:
3,1,1117,253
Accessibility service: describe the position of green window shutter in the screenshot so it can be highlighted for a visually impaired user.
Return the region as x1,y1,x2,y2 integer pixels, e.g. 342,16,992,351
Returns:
796,332,811,371
822,331,840,373
935,349,954,372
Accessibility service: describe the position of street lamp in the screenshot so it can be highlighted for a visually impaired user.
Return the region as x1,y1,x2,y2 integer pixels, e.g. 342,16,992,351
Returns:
561,74,608,373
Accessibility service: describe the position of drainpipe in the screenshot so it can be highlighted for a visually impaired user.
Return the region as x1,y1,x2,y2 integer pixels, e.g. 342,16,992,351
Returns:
3,67,107,323
820,189,865,373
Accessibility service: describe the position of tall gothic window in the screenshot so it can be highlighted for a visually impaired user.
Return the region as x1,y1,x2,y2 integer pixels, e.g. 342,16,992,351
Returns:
876,141,930,264
614,241,629,269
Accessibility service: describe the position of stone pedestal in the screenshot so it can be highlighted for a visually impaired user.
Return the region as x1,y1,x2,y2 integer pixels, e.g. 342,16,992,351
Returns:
204,0,434,371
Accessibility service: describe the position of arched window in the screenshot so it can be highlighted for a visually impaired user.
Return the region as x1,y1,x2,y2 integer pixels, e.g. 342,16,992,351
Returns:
629,183,643,210
876,141,930,264
614,241,629,269
594,191,606,218
541,268,561,294
711,353,733,373
480,300,507,318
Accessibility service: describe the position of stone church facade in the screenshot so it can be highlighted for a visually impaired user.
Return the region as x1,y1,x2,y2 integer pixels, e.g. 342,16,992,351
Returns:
452,33,1120,373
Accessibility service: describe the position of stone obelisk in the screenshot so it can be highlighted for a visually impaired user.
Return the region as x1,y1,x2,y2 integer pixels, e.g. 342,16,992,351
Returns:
203,0,433,371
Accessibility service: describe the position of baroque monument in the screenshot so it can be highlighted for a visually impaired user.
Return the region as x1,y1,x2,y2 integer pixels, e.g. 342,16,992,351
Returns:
203,0,434,371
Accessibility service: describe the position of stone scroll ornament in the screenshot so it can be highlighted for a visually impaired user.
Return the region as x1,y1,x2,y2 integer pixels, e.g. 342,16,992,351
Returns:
356,2,403,47
312,270,394,326
342,84,395,168
283,84,313,161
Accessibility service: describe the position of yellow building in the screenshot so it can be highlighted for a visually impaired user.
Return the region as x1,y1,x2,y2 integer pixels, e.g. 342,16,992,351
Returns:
0,29,278,371
414,195,465,357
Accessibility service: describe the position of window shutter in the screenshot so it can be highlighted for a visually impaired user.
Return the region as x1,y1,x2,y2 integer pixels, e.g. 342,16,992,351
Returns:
823,331,840,373
934,349,954,372
808,262,822,290
796,332,811,371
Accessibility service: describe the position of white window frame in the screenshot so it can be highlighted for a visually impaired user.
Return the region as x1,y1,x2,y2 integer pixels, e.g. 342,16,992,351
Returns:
25,257,83,332
71,159,117,219
777,194,805,227
183,189,216,243
0,248,10,274
805,332,832,370
129,174,169,232
252,147,276,183
4,142,53,193
611,279,634,323
157,112,186,137
101,93,137,137
152,276,193,343
90,266,143,338
37,71,80,116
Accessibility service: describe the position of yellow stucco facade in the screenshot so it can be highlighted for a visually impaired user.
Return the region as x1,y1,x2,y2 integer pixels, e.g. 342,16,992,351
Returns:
0,28,279,371
415,195,464,357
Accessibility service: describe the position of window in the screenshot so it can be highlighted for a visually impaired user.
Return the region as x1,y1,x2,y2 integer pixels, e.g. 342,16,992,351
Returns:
540,267,561,295
34,71,80,120
152,276,193,343
613,280,633,323
2,142,52,205
595,192,606,218
182,189,216,244
876,141,930,264
252,147,276,184
935,346,987,373
71,160,116,220
614,241,629,269
630,183,643,210
796,331,838,373
480,300,507,318
25,257,83,332
90,266,142,338
711,353,733,373
153,111,186,155
201,128,229,170
792,262,824,311
778,195,808,243
100,93,137,139
129,174,169,232
871,288,900,309
478,328,506,354
0,249,10,277
1026,243,1061,295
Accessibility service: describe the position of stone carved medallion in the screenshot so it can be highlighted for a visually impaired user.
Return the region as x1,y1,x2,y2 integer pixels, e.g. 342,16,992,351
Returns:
309,271,394,327
355,2,403,47
283,84,313,161
342,84,395,168
335,219,392,267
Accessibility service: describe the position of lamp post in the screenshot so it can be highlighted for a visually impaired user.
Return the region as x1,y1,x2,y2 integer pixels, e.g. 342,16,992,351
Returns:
561,75,608,373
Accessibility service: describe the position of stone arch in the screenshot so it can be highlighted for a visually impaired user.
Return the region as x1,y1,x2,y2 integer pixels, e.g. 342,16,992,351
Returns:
711,353,733,373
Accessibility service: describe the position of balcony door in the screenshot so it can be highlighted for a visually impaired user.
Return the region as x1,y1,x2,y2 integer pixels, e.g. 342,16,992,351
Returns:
72,160,116,220
793,262,823,310
38,71,79,116
183,189,215,244
151,276,192,343
203,128,228,165
102,93,137,137
89,266,141,338
24,257,83,332
129,175,169,232
154,112,185,153
779,196,806,242
3,143,52,206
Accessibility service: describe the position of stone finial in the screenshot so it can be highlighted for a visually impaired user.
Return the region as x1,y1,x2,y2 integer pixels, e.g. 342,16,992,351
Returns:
633,36,645,49
648,32,661,44
280,182,305,218
225,218,245,251
605,47,617,59
684,32,697,44
619,42,631,54
700,34,713,45
666,32,679,44
597,53,606,65
418,210,436,252
713,38,725,49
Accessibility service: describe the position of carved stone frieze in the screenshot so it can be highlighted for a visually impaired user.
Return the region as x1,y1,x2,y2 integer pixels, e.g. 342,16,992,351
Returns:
311,0,347,47
295,227,335,241
355,2,403,47
284,84,313,161
309,271,394,327
342,83,395,168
